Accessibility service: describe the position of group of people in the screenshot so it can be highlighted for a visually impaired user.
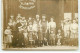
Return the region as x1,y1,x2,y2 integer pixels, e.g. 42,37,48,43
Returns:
4,14,78,48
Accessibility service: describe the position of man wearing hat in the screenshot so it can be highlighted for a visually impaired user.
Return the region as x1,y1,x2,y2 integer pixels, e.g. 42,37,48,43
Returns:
35,14,42,47
70,20,78,46
63,19,70,45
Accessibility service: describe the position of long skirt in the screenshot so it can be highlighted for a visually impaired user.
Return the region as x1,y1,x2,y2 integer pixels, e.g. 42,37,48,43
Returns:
18,32,24,47
12,31,18,47
38,31,43,41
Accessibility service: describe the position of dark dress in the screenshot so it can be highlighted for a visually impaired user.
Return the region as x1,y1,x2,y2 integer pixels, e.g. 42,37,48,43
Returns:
12,24,17,47
12,22,21,47
18,30,24,47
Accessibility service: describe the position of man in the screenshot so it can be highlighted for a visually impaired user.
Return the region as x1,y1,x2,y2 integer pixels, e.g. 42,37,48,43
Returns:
28,17,32,26
63,19,70,45
70,20,78,46
36,14,41,25
41,15,48,46
20,17,27,26
16,14,22,20
49,17,56,46
35,15,42,47
8,16,15,29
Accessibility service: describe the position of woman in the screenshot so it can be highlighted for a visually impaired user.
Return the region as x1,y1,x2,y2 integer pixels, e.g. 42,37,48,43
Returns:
49,18,56,46
33,20,38,47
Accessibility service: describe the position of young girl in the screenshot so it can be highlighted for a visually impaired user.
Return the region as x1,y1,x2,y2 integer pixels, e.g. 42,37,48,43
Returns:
23,27,28,48
27,21,33,47
4,26,13,48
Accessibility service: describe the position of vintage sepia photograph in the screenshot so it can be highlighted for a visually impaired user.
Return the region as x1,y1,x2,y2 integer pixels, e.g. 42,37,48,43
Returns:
2,0,78,50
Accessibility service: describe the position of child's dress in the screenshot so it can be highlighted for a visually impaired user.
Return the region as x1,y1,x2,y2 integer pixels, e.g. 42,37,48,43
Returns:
33,23,38,40
4,29,12,44
28,25,33,41
57,33,62,46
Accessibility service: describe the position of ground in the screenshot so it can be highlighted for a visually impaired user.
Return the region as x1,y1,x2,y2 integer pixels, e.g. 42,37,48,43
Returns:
3,46,78,51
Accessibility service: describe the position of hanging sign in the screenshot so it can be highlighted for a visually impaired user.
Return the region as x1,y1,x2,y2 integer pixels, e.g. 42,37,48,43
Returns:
19,0,36,10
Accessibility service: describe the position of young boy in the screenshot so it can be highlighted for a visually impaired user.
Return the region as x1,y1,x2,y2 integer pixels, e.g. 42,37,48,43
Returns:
57,29,62,46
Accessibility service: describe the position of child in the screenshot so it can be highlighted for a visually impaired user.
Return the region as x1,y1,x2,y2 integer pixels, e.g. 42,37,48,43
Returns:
23,29,28,48
57,29,62,46
49,30,55,46
4,26,13,48
27,21,33,47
